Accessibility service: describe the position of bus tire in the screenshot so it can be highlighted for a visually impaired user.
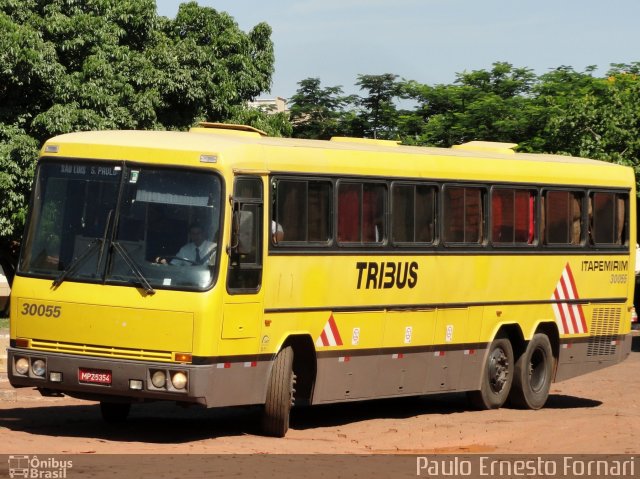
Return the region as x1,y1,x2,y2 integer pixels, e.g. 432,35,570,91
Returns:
261,346,295,437
509,333,553,409
100,401,131,423
467,337,513,409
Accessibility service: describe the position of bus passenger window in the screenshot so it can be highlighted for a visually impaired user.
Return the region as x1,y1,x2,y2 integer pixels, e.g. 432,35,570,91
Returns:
491,188,535,245
544,190,583,245
443,186,484,244
274,179,332,244
392,183,436,244
338,182,386,245
589,192,627,245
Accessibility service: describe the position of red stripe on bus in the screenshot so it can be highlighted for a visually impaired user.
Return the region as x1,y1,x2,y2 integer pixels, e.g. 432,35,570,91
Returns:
559,275,580,333
565,264,588,332
564,264,580,299
576,303,587,332
553,289,570,333
328,314,343,346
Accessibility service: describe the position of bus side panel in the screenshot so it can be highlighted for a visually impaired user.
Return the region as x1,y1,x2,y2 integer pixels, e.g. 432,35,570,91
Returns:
311,345,488,405
555,302,632,382
194,362,271,407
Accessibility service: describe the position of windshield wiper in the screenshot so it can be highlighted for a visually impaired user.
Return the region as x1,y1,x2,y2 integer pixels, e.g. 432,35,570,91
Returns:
52,239,102,288
111,241,156,295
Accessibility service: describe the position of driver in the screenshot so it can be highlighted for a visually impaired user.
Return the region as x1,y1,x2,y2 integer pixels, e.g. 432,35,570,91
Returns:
156,223,216,266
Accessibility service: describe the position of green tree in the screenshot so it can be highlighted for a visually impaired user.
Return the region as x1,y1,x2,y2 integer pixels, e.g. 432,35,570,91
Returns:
289,78,353,139
228,105,292,138
401,62,539,146
522,65,600,152
533,63,640,190
0,0,277,243
153,1,275,128
0,125,38,239
355,73,401,139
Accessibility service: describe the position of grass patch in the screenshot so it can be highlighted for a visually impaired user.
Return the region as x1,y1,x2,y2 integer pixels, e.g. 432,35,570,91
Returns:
0,316,9,329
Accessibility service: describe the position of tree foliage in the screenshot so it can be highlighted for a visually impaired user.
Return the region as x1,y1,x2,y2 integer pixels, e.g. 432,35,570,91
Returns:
355,73,401,140
288,78,352,139
0,0,277,241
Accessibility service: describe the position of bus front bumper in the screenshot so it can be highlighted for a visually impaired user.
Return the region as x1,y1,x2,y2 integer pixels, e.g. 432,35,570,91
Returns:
7,348,270,407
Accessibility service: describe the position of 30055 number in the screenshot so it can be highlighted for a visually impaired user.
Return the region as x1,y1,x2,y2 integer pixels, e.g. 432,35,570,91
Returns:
610,274,628,284
21,303,62,318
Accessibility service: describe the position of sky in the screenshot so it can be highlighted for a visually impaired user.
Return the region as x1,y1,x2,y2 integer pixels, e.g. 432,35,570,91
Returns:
155,0,640,100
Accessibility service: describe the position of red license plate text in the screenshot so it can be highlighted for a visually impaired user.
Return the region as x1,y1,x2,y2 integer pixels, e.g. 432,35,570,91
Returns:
78,368,112,385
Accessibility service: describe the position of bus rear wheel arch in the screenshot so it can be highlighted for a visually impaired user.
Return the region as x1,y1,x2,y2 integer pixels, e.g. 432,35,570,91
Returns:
509,332,554,409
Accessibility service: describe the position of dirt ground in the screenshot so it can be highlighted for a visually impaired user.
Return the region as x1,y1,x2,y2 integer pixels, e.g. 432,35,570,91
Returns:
0,333,638,456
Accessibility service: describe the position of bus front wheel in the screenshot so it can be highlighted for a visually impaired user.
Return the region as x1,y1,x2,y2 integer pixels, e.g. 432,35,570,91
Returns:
100,401,131,423
467,337,514,409
509,333,553,409
260,346,295,437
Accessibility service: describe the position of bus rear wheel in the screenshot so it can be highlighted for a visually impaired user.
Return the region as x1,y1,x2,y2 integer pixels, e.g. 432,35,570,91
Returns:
467,337,513,409
261,346,296,437
509,333,553,409
100,401,131,423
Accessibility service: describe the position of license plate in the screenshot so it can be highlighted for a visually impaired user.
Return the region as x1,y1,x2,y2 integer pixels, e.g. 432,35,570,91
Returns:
78,368,112,385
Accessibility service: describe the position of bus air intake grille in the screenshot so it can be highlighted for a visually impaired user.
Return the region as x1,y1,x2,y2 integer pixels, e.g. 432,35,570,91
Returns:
587,307,621,357
29,339,174,362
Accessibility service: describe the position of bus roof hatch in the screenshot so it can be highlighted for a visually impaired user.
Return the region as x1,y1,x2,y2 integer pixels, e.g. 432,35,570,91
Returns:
190,122,268,138
330,137,401,147
451,141,518,155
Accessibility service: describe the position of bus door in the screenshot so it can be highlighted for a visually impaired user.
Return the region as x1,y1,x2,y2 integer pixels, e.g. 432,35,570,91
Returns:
222,176,264,340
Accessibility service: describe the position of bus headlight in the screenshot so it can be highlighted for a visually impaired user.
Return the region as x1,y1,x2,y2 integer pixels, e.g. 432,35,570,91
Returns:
31,359,46,377
151,370,166,388
15,357,29,375
171,371,188,390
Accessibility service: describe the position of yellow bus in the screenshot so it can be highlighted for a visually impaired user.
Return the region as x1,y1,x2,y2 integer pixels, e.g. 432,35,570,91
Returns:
8,124,635,436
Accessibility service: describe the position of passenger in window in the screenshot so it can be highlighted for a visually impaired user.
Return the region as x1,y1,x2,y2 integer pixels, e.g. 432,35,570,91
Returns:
272,220,284,243
156,223,216,266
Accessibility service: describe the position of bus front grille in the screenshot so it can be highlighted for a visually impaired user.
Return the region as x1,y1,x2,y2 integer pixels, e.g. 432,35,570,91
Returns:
587,307,622,357
29,339,174,362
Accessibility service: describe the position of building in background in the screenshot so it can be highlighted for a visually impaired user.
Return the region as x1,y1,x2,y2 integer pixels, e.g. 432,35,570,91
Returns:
248,97,288,114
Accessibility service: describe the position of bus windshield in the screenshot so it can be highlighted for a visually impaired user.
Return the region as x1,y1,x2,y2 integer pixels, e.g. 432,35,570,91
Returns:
19,161,222,291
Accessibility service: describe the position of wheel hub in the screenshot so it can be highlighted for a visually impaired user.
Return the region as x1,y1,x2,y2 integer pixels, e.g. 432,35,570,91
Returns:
488,348,509,393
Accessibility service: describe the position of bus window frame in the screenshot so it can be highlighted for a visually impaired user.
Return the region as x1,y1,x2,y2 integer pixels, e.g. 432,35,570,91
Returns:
541,187,586,248
587,188,629,249
270,175,334,248
335,179,388,248
489,186,538,248
265,173,631,255
441,183,488,248
227,175,264,295
390,181,439,247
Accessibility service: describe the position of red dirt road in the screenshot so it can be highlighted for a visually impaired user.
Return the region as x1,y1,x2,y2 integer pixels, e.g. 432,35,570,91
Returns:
1,333,638,455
